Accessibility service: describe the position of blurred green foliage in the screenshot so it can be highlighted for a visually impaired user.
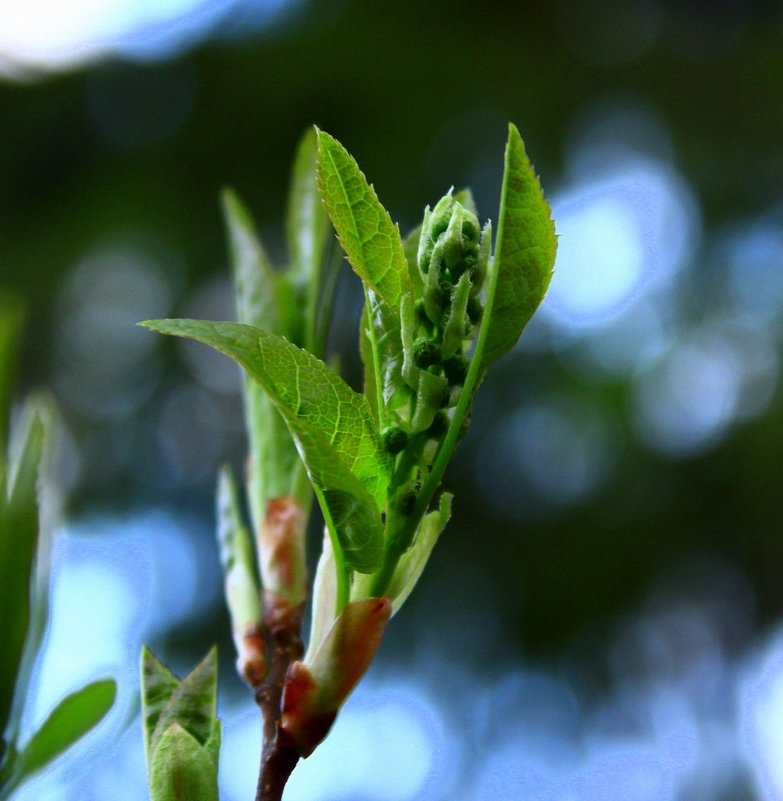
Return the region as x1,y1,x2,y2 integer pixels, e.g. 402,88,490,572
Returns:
0,305,115,798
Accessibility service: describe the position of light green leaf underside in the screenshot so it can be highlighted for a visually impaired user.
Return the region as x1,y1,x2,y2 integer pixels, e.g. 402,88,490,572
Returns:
402,225,424,296
365,290,412,413
141,320,388,572
387,493,452,613
480,123,556,369
316,130,410,306
216,466,261,631
15,679,116,782
319,487,384,574
223,188,300,522
358,303,381,425
222,188,290,335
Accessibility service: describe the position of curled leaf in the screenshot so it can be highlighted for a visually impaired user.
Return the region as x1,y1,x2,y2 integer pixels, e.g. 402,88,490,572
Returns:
386,493,452,613
141,320,388,573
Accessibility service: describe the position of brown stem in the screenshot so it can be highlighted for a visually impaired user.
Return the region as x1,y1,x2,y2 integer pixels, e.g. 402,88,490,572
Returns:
253,593,304,801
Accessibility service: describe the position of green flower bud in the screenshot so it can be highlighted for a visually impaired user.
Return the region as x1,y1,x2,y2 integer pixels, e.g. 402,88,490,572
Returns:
443,203,481,279
471,220,492,296
418,192,488,324
427,411,449,440
467,295,483,325
417,206,433,273
423,240,446,323
413,339,441,369
443,206,465,272
441,272,472,359
410,370,448,433
383,427,409,455
429,193,454,239
450,249,478,281
462,217,480,242
443,355,469,385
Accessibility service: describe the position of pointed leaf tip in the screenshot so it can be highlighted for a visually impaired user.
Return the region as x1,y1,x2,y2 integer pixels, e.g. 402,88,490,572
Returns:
142,646,219,770
316,130,410,306
15,679,116,782
479,123,556,370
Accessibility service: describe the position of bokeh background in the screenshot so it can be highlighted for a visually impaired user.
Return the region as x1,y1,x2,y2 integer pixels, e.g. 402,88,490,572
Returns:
3,0,783,799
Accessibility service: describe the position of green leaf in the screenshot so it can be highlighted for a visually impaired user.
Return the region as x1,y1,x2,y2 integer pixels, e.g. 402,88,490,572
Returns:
141,648,180,764
321,488,384,573
216,467,261,631
316,130,410,306
141,319,388,572
358,303,381,426
142,646,218,767
202,718,221,771
287,127,330,294
216,467,265,686
151,650,217,753
222,187,295,337
453,187,478,216
306,530,337,662
0,414,43,742
141,650,221,801
480,124,556,369
402,225,424,296
0,295,24,456
386,493,452,613
149,722,220,801
365,290,413,414
222,187,301,525
14,679,115,782
144,319,389,502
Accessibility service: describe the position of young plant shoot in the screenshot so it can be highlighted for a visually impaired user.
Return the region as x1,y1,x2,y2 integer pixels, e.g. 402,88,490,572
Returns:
142,122,556,801
0,300,116,801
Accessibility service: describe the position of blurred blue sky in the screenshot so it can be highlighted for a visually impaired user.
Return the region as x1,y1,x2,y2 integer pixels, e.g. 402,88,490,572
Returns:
0,0,297,76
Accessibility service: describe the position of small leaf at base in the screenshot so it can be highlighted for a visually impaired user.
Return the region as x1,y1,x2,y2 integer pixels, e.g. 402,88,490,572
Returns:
15,679,116,782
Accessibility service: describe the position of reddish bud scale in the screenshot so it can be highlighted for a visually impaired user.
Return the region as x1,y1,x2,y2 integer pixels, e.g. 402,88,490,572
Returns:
259,496,307,603
279,597,391,757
